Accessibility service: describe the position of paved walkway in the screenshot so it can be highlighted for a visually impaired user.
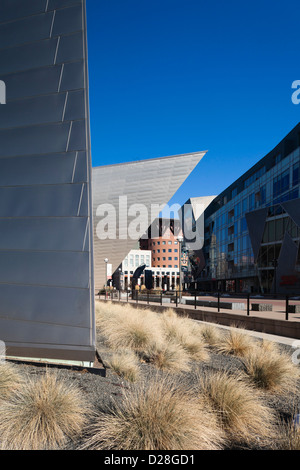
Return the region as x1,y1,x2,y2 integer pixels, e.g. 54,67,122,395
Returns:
99,294,300,322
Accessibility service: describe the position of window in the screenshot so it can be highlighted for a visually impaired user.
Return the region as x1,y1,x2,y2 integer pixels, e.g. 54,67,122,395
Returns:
168,241,172,245
273,169,290,198
163,249,166,253
162,241,166,245
293,162,299,186
235,202,241,218
241,217,248,232
168,257,172,260
249,193,255,211
242,198,248,214
174,249,178,252
174,257,178,260
168,249,172,252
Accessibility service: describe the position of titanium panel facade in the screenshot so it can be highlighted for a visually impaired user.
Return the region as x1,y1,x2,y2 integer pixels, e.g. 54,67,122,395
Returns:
0,0,95,362
92,152,206,289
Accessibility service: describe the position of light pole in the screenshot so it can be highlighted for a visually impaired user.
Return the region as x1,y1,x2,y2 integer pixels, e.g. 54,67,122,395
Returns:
104,258,109,299
177,236,184,303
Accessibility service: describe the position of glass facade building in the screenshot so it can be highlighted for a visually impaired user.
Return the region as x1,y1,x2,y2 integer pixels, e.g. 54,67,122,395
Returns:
196,123,300,294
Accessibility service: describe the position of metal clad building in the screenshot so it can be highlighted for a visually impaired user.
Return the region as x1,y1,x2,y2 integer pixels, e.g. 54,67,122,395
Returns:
0,0,95,362
92,152,206,289
197,123,300,295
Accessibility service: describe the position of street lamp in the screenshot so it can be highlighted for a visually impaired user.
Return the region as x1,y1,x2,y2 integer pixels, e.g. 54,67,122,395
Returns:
104,258,109,299
177,235,184,303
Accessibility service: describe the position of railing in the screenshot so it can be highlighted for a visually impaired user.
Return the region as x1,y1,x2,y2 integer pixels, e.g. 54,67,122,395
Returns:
96,288,300,321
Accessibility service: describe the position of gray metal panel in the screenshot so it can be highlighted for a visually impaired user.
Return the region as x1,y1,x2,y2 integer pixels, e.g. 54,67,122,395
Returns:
0,0,95,362
0,0,47,23
0,153,78,186
92,152,206,288
281,198,300,228
0,12,54,49
0,38,59,75
275,232,298,294
5,66,62,101
0,122,71,157
0,218,88,251
245,208,268,262
56,32,84,63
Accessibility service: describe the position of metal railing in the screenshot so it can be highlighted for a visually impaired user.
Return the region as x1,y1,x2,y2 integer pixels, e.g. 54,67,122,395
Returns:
96,288,300,321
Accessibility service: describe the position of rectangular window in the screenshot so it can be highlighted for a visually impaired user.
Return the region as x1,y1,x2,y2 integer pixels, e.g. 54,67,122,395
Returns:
293,162,299,186
273,169,290,198
249,193,255,211
242,198,248,214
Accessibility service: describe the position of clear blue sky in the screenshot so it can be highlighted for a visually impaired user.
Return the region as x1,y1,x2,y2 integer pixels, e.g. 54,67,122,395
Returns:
86,0,300,207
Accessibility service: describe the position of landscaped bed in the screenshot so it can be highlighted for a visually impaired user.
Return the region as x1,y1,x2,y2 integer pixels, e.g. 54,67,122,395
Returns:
0,300,300,450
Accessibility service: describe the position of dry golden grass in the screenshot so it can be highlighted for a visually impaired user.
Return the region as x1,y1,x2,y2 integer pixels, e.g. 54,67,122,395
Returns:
160,310,209,362
141,340,191,372
97,302,163,353
276,417,300,450
96,303,210,371
0,361,24,400
216,327,256,357
196,369,277,446
0,370,90,450
241,347,299,394
81,374,226,450
198,322,224,348
106,349,140,382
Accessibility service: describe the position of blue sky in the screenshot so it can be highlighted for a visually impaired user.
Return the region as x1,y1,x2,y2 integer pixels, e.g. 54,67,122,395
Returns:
86,0,300,207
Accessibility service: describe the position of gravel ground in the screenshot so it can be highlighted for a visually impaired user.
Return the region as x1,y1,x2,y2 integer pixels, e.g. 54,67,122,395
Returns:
5,319,300,451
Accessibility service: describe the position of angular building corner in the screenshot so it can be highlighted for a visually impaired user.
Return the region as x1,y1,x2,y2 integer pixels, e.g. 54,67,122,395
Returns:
0,0,95,362
92,151,207,289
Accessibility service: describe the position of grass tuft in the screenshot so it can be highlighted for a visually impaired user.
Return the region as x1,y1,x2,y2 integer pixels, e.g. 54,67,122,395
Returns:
81,374,226,451
0,361,24,400
216,327,255,357
0,370,90,450
241,347,299,393
196,369,277,446
106,349,140,382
